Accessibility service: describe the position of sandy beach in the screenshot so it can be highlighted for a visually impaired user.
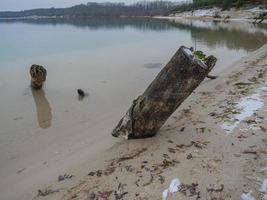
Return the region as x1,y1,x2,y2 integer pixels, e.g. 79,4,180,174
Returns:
16,43,266,200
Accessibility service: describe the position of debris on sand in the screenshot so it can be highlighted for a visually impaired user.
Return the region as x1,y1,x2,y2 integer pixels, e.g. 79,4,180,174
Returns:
179,183,200,198
37,188,60,197
196,127,206,134
176,140,209,149
88,171,96,176
116,148,147,163
206,184,224,193
168,148,176,154
98,190,113,199
58,174,73,182
186,153,193,160
235,82,253,87
158,175,165,184
114,183,128,199
142,175,154,187
87,192,96,200
243,150,258,155
159,159,176,169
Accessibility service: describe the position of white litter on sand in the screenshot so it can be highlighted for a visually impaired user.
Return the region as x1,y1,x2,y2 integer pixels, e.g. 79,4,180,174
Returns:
162,189,169,200
162,178,181,200
168,178,181,193
259,179,267,194
241,191,255,200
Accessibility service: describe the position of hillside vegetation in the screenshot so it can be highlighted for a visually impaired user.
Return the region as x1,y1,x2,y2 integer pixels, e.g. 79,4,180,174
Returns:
0,1,177,18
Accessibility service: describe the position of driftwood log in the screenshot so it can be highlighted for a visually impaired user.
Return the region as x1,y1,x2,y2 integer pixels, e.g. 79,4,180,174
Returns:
111,46,217,139
30,64,47,89
253,12,266,24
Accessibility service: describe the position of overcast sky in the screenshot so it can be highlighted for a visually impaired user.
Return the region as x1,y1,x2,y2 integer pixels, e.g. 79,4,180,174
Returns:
0,0,185,11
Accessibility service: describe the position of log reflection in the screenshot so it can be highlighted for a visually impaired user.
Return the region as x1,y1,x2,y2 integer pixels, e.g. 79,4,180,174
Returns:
31,89,52,129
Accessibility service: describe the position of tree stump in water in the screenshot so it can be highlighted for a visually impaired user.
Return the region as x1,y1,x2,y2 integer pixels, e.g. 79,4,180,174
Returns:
111,46,217,139
30,64,47,89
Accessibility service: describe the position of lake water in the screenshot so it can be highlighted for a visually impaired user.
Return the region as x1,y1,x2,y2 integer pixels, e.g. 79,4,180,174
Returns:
0,17,267,200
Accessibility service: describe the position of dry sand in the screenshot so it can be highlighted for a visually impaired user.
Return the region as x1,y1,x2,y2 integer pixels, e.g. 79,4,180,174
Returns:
26,44,267,200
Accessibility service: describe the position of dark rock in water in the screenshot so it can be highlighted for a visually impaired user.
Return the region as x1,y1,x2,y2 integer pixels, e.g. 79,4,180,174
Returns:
30,64,47,89
77,89,89,100
16,168,25,174
77,89,85,97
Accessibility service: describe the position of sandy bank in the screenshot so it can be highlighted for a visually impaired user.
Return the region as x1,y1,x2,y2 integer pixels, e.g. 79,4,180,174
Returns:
28,44,267,200
156,6,267,23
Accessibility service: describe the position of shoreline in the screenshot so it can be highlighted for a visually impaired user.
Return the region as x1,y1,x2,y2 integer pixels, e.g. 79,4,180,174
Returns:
155,6,267,24
154,15,267,24
32,44,267,200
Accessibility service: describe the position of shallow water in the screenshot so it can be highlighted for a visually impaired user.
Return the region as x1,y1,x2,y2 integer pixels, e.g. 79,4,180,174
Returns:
0,18,266,131
0,17,267,200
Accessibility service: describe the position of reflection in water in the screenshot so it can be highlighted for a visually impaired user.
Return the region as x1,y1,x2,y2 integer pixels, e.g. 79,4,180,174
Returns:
169,19,267,51
31,88,52,129
1,18,266,52
0,17,176,31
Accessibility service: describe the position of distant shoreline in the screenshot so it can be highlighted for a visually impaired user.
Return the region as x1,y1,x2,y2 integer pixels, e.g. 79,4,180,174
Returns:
162,6,267,24
0,1,176,19
0,15,155,20
154,16,267,24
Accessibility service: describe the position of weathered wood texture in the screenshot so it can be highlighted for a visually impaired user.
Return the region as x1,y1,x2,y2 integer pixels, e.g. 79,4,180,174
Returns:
111,46,217,139
30,64,47,89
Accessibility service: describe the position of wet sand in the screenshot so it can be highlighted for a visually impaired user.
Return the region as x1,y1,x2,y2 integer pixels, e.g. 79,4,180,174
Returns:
22,44,267,200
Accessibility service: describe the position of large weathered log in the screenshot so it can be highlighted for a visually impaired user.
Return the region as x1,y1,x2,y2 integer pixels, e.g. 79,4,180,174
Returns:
111,46,217,139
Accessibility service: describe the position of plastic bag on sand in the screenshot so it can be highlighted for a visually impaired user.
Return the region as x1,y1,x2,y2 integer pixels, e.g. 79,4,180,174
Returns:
241,191,255,200
169,178,181,193
162,178,181,200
